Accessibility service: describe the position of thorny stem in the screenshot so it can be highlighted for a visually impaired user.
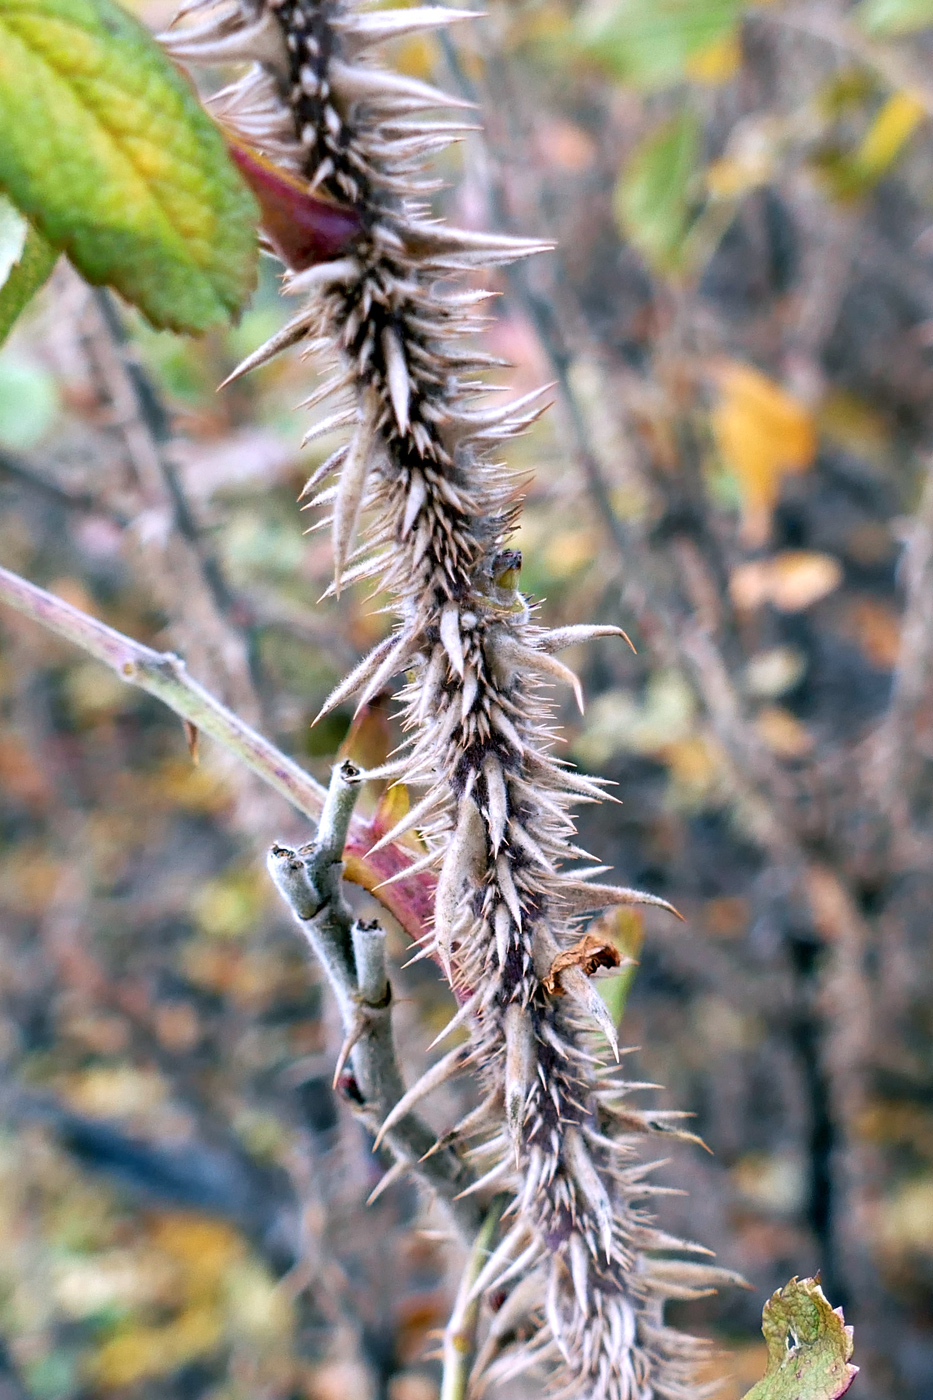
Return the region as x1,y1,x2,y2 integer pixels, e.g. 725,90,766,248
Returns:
439,1194,507,1400
268,761,483,1240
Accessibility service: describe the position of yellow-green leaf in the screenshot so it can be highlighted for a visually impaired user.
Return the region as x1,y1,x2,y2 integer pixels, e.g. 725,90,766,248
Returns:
614,112,700,274
742,1277,857,1400
0,196,56,347
577,0,743,91
855,0,933,36
0,0,259,333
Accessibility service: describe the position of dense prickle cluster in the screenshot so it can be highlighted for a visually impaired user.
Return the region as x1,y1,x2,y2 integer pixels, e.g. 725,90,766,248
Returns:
161,3,738,1394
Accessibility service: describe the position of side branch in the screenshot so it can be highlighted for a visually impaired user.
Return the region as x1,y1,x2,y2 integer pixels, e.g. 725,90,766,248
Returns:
268,761,483,1241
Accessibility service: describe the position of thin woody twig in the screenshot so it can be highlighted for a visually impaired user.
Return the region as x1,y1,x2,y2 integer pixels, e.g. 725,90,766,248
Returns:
0,563,437,941
267,761,483,1241
0,560,328,820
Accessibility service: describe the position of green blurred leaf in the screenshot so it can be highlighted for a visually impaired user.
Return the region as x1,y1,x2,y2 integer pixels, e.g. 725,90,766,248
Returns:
577,0,743,90
742,1278,857,1400
0,356,59,448
613,111,700,273
0,196,57,347
855,0,933,36
0,0,259,333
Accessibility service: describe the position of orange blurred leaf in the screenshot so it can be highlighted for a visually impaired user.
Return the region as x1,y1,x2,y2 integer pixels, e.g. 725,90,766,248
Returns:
711,363,817,544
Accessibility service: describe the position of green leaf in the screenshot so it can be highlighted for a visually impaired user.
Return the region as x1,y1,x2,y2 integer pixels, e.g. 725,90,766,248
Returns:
576,0,743,90
613,111,700,274
0,0,259,334
0,196,57,347
855,0,933,36
742,1277,857,1400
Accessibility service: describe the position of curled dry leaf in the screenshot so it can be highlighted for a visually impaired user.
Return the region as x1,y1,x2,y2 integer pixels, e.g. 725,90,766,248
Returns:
544,934,622,995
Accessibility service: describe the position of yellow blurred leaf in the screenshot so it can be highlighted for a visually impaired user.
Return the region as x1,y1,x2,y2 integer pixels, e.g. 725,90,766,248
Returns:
150,1214,244,1284
819,390,890,463
730,552,843,613
542,525,599,580
711,363,817,544
856,91,925,176
61,1066,170,1119
90,1305,223,1387
755,705,815,758
685,30,741,84
193,869,266,940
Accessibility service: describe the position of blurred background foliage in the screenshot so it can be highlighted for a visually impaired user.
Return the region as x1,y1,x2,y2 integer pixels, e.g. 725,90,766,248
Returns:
3,0,933,1397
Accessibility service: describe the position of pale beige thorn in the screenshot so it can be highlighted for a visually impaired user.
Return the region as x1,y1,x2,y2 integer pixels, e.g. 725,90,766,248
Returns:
643,1260,750,1295
539,623,636,655
460,664,478,720
473,1237,543,1299
400,939,442,970
560,966,620,1062
559,880,683,920
167,0,224,25
333,392,379,594
495,854,523,929
465,1218,530,1305
493,903,511,968
365,785,443,857
312,634,396,724
332,1011,366,1089
365,1158,408,1206
636,1228,715,1257
455,382,554,428
329,58,473,111
297,443,348,501
568,1232,590,1317
334,6,478,47
404,220,553,259
471,1273,543,1384
318,548,394,599
382,325,410,433
301,406,357,448
504,1003,534,1159
439,603,464,678
528,648,585,713
159,9,288,69
489,703,523,753
507,820,554,873
295,375,351,412
564,1126,615,1261
401,470,427,537
426,992,477,1050
483,754,508,853
282,257,361,297
381,118,481,137
453,1156,512,1200
433,795,485,979
219,308,315,387
355,627,417,711
160,3,239,43
373,1043,467,1151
